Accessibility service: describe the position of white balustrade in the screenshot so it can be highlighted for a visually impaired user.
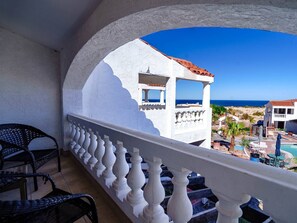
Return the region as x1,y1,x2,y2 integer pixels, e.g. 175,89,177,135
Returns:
73,124,82,154
93,132,105,177
82,128,91,161
112,141,130,200
175,107,205,130
69,122,76,148
126,148,146,215
77,126,86,157
67,114,297,223
167,168,192,223
71,123,79,151
87,129,98,169
102,136,116,187
213,190,251,223
142,157,169,223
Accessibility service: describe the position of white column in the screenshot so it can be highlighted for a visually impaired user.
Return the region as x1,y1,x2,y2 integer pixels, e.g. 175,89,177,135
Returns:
73,124,82,154
167,168,192,223
213,190,250,223
77,126,86,157
87,129,98,169
166,77,176,138
126,148,146,216
93,133,105,177
82,128,91,162
102,136,116,187
112,141,130,200
144,89,149,102
72,123,80,151
138,86,143,105
142,157,169,223
160,90,165,105
69,122,76,149
202,82,211,108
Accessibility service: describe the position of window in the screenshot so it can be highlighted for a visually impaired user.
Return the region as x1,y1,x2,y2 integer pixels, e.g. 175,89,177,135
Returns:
288,108,294,114
275,108,286,114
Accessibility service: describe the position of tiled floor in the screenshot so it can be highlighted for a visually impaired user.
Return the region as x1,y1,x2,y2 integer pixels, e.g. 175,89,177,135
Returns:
1,153,132,223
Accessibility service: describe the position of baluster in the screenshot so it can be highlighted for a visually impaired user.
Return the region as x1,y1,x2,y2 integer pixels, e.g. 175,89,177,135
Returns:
69,122,76,149
112,141,130,200
93,132,105,177
74,125,84,155
82,128,91,163
212,190,250,223
126,148,146,216
142,157,169,223
87,129,98,169
102,136,116,187
78,127,87,158
72,123,80,152
167,168,192,223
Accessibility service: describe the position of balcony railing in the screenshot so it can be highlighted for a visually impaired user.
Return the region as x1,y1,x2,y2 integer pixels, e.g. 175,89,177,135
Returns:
67,113,297,223
274,114,286,118
175,107,205,131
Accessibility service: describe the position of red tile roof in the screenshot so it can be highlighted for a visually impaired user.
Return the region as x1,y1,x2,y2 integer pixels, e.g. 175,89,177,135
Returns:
270,99,297,107
168,56,214,77
140,39,214,77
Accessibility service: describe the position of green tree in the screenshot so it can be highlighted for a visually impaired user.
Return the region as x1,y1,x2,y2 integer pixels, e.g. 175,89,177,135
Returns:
240,136,251,149
211,104,227,124
226,121,245,152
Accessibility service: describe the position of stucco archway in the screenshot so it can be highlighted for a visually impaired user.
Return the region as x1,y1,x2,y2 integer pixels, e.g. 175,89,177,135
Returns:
62,2,297,145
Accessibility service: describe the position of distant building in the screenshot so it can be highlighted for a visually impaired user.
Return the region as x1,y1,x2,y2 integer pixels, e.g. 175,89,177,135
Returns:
263,99,297,133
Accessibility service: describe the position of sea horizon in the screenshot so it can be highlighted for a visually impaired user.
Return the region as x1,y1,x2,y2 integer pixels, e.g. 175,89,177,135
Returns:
149,99,269,107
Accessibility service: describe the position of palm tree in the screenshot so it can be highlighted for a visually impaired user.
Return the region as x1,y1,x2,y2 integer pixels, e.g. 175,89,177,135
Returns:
248,115,255,136
226,121,245,152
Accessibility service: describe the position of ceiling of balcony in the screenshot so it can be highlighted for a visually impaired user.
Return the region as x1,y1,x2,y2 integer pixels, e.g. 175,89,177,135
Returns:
0,0,102,50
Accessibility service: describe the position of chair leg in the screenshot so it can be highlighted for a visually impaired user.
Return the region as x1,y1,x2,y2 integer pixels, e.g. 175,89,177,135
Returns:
31,165,38,191
57,150,61,172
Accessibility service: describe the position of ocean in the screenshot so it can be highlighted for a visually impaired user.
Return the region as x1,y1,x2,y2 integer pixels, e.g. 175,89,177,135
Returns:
149,99,269,107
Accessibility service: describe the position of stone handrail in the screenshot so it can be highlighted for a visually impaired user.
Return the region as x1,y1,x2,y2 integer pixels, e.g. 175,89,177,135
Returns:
67,113,297,223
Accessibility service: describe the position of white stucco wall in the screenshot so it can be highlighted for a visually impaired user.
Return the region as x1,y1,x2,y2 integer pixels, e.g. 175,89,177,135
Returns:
82,60,160,135
0,28,62,144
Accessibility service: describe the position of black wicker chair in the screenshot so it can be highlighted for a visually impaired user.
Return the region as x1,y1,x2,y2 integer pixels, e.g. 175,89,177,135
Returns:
0,172,98,223
0,124,61,190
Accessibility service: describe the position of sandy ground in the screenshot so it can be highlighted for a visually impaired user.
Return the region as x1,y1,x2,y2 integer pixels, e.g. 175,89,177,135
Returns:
225,106,265,124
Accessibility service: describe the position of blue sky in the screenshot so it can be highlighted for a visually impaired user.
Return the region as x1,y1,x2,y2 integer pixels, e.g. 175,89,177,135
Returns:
142,28,297,100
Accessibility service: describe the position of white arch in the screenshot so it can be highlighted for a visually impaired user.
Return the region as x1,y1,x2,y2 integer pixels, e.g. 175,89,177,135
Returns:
62,2,297,143
63,3,297,90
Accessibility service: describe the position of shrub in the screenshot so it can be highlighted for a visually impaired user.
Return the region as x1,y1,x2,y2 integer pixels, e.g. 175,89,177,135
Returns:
253,111,264,116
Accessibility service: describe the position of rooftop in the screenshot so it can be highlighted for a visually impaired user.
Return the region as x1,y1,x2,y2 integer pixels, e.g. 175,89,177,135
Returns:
270,99,297,107
140,39,214,77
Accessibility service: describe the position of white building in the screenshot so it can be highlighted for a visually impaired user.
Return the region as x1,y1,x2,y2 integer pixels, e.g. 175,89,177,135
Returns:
83,39,214,148
264,99,297,132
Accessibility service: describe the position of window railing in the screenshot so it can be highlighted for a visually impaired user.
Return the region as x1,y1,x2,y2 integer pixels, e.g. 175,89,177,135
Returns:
274,114,286,118
67,113,297,223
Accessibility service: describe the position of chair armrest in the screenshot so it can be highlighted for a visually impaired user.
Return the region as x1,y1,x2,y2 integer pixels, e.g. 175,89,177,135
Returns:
0,172,56,191
0,193,98,221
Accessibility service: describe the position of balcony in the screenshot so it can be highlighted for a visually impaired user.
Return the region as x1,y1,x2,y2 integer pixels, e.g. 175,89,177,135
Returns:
274,114,286,118
1,153,130,223
67,113,297,223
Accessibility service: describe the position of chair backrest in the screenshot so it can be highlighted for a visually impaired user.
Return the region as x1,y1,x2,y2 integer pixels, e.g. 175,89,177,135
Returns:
0,124,49,148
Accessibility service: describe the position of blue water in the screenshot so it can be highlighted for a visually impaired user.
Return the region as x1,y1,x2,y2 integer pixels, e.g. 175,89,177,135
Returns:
235,145,244,151
281,144,297,157
149,99,268,107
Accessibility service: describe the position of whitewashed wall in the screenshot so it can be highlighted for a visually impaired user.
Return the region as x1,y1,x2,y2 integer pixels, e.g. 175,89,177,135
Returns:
0,28,62,144
82,60,160,135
